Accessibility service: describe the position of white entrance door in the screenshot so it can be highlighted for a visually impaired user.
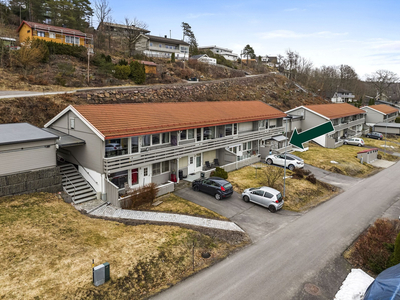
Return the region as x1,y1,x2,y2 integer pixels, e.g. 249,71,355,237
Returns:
188,156,195,174
194,154,202,173
140,166,152,186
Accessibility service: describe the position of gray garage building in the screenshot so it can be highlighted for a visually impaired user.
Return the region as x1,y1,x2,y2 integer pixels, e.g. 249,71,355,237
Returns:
374,122,400,135
0,123,62,196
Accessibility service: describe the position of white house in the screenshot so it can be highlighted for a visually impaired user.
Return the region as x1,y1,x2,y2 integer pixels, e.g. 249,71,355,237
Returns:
198,45,239,61
330,88,356,103
190,54,217,65
133,34,190,59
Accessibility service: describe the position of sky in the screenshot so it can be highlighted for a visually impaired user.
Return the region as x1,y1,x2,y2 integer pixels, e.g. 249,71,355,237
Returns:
106,0,400,79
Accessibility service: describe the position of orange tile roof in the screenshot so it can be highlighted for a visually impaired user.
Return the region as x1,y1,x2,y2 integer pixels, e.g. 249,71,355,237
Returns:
367,104,398,115
74,101,287,139
304,103,365,120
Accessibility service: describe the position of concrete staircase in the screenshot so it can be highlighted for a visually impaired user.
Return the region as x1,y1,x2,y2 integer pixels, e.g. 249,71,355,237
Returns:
60,164,97,204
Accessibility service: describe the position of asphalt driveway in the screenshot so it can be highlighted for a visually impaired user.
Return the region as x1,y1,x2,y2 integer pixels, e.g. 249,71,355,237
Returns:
175,188,301,243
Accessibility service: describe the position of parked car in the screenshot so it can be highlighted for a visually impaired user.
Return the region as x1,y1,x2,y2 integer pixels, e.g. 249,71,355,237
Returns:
105,143,121,152
242,186,284,213
343,138,364,147
192,177,233,200
366,132,383,140
265,153,304,170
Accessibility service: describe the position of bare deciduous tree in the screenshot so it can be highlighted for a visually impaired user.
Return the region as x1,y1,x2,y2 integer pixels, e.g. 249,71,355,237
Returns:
367,69,399,100
15,38,46,76
123,17,148,56
94,0,111,28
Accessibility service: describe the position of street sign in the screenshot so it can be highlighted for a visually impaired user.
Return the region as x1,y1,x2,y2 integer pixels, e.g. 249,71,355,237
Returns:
289,121,334,149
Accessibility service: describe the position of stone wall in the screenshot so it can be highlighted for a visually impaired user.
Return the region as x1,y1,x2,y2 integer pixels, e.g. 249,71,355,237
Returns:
0,167,62,197
77,74,273,104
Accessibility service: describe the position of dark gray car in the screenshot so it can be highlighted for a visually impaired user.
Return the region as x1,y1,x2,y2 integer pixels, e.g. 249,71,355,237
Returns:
192,177,233,200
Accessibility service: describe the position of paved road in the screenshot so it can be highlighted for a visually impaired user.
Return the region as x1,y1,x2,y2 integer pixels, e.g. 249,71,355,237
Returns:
175,189,301,243
0,90,76,99
152,161,400,300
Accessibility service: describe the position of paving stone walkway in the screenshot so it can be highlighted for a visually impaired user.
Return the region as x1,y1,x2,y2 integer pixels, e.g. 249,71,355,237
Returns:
79,201,244,232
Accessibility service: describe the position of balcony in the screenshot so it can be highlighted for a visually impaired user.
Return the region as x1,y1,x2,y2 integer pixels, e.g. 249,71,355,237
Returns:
334,118,365,132
104,127,283,173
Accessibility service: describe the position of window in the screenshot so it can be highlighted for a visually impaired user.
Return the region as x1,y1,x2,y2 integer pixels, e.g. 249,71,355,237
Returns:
162,161,169,173
150,42,153,46
37,31,45,37
69,118,75,129
259,120,266,128
264,192,273,198
109,171,128,189
180,130,187,140
142,135,151,147
152,163,161,175
162,132,170,144
225,124,232,136
152,134,160,145
49,32,56,39
265,120,269,129
143,167,148,177
159,44,162,48
131,136,139,153
251,190,264,196
188,129,194,139
75,37,79,45
105,138,128,157
65,36,71,43
203,127,215,140
234,123,238,134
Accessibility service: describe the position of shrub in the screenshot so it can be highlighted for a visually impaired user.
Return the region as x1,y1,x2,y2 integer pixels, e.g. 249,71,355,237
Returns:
45,41,86,60
390,231,400,266
171,53,175,63
130,60,146,84
262,165,284,189
114,65,131,80
120,183,158,209
211,167,228,179
353,219,400,274
118,59,128,66
377,153,382,159
306,174,317,184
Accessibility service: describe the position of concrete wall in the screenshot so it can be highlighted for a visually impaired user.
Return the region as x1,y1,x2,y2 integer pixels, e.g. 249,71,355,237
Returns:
0,166,62,197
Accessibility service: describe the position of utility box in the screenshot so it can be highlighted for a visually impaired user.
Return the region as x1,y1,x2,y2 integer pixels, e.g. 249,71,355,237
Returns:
93,264,105,286
93,262,110,286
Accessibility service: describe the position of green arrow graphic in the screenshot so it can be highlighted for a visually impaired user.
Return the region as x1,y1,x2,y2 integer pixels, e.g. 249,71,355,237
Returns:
289,121,334,149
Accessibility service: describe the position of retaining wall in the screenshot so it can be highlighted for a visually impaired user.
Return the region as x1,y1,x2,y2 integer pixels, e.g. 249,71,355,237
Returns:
0,167,62,197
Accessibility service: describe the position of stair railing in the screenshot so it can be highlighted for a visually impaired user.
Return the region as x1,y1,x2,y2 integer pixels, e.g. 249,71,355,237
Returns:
61,169,77,204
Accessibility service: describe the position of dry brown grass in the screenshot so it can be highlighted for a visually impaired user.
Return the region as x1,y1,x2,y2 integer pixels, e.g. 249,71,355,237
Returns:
364,137,400,152
293,143,377,177
138,193,228,220
0,193,241,299
228,165,337,212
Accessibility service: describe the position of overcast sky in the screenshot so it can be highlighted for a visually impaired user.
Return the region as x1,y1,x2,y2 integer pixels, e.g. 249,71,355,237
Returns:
106,0,400,79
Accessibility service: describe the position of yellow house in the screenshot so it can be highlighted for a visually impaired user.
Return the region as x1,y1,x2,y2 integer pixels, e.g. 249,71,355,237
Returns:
17,21,93,49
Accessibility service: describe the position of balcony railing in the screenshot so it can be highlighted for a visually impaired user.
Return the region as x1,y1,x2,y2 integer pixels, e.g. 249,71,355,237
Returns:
104,127,283,173
334,118,365,131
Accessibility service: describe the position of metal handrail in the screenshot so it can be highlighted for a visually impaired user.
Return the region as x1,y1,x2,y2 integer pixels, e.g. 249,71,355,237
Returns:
62,169,77,204
67,152,99,186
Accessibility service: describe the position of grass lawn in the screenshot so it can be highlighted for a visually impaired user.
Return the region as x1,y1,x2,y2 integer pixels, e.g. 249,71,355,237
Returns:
293,143,380,177
0,193,246,299
364,137,400,152
228,165,337,212
137,193,228,220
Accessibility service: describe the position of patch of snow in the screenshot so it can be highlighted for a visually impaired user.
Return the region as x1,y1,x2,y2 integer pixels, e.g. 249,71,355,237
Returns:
334,269,374,300
331,160,339,164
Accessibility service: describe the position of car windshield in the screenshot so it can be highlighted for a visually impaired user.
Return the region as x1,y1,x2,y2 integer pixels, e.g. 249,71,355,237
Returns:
223,183,232,189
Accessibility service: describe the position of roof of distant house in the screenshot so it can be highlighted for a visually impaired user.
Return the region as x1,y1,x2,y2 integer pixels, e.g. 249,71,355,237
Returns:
50,101,287,139
190,54,207,60
145,34,190,45
362,104,398,115
0,123,58,146
198,45,233,52
288,103,365,120
97,22,150,33
17,20,87,37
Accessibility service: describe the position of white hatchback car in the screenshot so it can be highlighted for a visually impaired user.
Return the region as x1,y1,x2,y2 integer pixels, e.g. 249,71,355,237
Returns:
265,153,304,171
343,138,364,147
242,186,284,212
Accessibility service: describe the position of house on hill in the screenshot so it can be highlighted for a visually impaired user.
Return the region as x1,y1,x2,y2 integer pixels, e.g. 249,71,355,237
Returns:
17,20,93,48
286,103,366,148
190,54,217,65
133,34,190,59
45,101,287,206
96,22,150,36
197,45,239,61
361,104,399,125
330,88,355,103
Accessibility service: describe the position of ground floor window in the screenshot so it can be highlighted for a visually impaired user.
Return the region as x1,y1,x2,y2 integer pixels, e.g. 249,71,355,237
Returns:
153,163,161,175
109,170,128,189
162,161,169,173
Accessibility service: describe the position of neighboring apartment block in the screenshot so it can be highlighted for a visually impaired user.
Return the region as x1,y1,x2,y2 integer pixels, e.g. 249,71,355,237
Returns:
198,45,239,61
17,21,93,48
45,101,286,206
286,103,366,148
134,34,190,59
361,104,399,125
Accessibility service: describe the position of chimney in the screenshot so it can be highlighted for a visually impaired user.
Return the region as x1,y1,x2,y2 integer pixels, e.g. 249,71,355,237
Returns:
164,35,167,38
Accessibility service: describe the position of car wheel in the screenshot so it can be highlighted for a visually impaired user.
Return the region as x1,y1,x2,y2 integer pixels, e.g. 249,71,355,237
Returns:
288,164,295,171
269,205,277,213
266,158,273,165
215,193,221,200
358,143,362,147
243,195,250,203
344,141,348,145
193,185,199,191
379,137,382,140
